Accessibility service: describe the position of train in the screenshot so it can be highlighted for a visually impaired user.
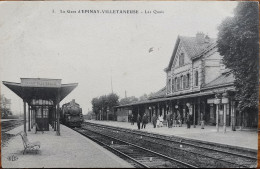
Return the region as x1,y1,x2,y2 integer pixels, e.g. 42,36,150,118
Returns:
60,99,84,127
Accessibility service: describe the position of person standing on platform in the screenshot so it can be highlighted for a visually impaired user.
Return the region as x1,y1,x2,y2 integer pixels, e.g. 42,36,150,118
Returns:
173,112,177,127
137,113,141,130
177,110,182,127
186,112,191,129
170,112,173,128
159,114,163,127
131,114,134,125
141,113,148,129
166,113,171,128
152,114,157,128
200,113,205,129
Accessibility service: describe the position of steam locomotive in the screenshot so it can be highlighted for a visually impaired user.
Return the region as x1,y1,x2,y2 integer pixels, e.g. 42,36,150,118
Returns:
60,99,83,127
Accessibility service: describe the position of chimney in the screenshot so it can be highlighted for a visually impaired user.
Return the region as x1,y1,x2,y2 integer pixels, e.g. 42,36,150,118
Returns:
205,35,210,43
196,32,205,44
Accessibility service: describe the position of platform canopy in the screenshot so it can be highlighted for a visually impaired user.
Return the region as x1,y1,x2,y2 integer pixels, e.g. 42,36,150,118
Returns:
2,78,78,135
2,78,78,103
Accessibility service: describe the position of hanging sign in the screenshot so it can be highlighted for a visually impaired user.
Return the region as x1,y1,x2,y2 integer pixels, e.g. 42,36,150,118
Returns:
222,98,229,104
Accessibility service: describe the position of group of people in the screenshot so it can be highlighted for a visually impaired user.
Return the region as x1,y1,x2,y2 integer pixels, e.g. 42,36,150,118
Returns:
130,113,148,130
166,111,183,128
130,111,205,130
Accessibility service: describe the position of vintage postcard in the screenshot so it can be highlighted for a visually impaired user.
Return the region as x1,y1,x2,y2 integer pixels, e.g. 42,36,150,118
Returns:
0,1,258,168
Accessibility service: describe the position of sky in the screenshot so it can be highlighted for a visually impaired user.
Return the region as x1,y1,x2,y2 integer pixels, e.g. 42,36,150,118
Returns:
0,1,237,115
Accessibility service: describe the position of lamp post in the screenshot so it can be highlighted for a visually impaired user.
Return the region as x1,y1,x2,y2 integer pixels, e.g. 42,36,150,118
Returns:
107,107,110,121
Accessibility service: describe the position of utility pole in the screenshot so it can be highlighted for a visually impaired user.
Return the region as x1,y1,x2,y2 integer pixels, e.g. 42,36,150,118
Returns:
110,68,113,94
125,90,127,98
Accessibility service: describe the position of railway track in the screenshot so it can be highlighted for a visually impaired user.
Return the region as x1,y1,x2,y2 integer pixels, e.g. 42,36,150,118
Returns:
1,119,24,147
73,127,197,168
82,122,257,168
1,119,24,132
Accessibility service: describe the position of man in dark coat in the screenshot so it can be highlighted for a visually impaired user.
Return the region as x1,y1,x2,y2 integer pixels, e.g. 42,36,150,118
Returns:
200,113,205,129
131,114,134,125
141,113,148,129
186,112,191,129
136,113,141,130
166,113,171,128
151,114,157,128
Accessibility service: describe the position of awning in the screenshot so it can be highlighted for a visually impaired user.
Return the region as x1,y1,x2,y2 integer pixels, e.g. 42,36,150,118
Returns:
116,86,235,108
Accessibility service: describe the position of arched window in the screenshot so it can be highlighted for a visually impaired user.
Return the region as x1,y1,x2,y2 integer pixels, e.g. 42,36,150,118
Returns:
186,74,190,88
195,71,199,86
179,53,185,66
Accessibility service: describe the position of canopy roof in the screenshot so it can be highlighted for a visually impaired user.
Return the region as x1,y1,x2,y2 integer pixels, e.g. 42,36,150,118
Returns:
2,78,78,103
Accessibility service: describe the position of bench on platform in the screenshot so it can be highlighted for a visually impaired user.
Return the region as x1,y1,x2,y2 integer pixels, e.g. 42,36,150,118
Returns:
18,131,41,154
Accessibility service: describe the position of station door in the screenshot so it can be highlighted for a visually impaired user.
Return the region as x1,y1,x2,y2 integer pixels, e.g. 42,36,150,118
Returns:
35,106,50,131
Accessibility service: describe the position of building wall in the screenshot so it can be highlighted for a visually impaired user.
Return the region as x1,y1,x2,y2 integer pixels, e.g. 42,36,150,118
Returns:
166,44,230,96
116,109,130,122
203,48,223,84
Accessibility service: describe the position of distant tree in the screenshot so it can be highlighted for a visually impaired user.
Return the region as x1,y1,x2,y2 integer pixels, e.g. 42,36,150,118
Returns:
0,95,12,118
91,93,119,120
107,93,119,109
217,2,259,112
139,94,148,101
91,97,101,119
148,92,155,98
119,96,138,105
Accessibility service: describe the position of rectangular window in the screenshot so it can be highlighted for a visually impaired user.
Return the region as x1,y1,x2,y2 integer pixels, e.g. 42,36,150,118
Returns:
195,71,199,86
183,75,186,89
180,76,183,89
43,107,48,118
179,53,184,66
177,77,180,90
187,74,190,88
171,78,174,92
175,78,177,91
36,107,42,118
167,79,171,94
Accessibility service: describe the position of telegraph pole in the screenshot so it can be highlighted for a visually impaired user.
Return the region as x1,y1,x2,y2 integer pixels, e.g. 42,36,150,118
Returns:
110,68,113,94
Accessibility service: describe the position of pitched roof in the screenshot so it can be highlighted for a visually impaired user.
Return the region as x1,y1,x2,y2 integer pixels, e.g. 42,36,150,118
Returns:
180,36,216,59
166,35,216,71
148,86,166,99
203,72,235,89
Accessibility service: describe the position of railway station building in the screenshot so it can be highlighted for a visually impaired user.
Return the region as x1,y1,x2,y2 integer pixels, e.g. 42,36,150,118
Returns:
115,33,258,131
2,78,78,135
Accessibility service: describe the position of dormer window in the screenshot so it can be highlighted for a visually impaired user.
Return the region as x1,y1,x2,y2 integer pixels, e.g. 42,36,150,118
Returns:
179,53,184,66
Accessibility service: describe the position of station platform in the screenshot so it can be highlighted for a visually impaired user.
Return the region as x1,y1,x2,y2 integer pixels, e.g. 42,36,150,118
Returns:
86,120,258,150
2,124,133,168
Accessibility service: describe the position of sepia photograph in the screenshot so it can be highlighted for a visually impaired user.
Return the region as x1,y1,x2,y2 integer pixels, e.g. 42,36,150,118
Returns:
0,1,258,168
